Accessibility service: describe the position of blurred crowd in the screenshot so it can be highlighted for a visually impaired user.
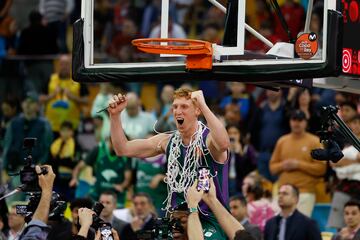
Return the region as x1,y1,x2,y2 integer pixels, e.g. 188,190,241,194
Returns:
1,0,360,239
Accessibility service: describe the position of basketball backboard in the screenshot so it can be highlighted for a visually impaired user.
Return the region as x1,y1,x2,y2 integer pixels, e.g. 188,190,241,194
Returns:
73,0,343,87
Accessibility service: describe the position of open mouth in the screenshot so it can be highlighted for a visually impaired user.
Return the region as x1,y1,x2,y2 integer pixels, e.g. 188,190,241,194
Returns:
177,118,184,125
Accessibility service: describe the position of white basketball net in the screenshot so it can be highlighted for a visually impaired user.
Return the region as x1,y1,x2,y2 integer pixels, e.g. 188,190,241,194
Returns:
163,121,210,213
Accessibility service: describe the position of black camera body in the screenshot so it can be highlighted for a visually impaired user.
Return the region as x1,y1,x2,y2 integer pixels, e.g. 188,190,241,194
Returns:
136,217,184,240
16,191,66,222
91,202,114,240
15,138,66,222
19,138,48,192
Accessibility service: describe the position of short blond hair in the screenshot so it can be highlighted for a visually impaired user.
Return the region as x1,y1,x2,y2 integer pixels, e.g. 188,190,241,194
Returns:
173,87,194,100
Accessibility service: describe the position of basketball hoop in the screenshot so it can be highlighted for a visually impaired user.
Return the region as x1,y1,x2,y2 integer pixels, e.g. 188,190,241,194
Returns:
132,38,213,70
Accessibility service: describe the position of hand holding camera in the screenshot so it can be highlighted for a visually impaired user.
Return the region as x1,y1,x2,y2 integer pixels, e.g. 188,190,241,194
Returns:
77,208,95,238
35,165,55,193
201,178,217,205
187,179,203,209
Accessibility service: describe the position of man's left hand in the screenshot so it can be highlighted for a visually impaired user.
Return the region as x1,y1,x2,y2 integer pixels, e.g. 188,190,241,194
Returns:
191,90,206,109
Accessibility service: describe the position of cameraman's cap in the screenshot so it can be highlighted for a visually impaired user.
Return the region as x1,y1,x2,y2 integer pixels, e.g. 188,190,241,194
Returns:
24,91,39,102
290,110,306,121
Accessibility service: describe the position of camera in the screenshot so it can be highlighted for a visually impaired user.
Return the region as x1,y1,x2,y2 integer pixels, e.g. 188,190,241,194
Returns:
136,217,184,240
16,191,66,223
91,202,114,240
19,138,48,192
15,138,66,222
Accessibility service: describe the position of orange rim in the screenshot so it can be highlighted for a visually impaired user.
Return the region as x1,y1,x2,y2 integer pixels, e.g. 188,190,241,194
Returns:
131,38,213,55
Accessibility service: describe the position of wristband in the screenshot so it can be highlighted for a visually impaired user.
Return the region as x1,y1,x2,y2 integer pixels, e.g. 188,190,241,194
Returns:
189,207,198,214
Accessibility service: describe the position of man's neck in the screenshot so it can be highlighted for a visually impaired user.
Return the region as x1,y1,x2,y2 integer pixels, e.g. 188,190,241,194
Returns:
238,216,246,224
280,206,296,218
348,223,360,233
102,214,113,223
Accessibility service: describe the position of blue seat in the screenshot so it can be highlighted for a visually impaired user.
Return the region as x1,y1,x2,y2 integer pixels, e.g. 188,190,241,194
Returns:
311,203,337,233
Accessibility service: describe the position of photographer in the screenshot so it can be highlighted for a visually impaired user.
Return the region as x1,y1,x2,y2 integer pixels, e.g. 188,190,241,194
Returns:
19,165,55,240
186,179,255,240
74,207,120,240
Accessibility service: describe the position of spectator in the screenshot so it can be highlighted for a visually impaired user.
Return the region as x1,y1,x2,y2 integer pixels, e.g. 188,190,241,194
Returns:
327,115,360,229
46,205,72,240
2,91,53,196
286,88,321,134
152,84,176,132
200,23,222,44
93,0,113,53
91,83,116,140
8,0,38,31
224,103,242,128
16,10,57,94
220,82,254,126
0,96,19,153
264,184,322,240
246,21,280,53
340,102,358,125
270,110,326,217
108,18,139,59
242,173,276,232
141,0,176,37
153,84,174,121
229,195,262,240
42,54,89,135
19,165,56,240
121,193,157,240
120,92,156,139
169,202,190,240
39,0,74,52
227,124,257,196
273,0,305,42
17,10,58,55
70,137,132,208
332,200,360,240
250,89,289,182
112,0,136,32
0,0,16,57
4,204,26,240
0,193,8,238
75,207,120,240
182,0,207,38
49,120,80,201
0,215,6,239
149,18,187,39
98,191,127,237
134,145,167,216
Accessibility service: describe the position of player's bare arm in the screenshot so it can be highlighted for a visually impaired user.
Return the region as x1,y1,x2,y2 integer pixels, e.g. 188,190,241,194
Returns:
191,90,230,163
108,93,170,158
